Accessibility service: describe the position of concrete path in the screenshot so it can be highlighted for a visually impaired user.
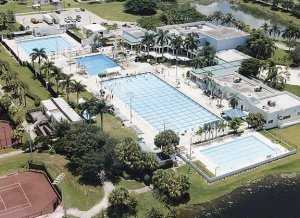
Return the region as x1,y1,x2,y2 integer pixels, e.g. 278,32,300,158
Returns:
129,186,152,194
0,150,23,159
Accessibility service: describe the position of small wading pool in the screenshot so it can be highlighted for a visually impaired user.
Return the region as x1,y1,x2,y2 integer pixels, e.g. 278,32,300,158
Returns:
76,54,119,75
17,36,72,55
197,134,289,176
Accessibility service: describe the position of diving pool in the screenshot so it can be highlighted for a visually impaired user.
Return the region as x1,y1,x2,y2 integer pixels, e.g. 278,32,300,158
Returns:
198,134,289,176
76,54,119,75
17,35,72,55
102,73,220,132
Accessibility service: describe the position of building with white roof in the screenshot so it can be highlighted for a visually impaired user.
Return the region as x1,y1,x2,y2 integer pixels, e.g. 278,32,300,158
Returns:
157,22,249,51
190,50,300,129
83,24,108,35
41,97,82,124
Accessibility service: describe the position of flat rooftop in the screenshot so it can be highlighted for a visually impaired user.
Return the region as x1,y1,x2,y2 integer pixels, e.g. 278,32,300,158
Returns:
216,49,251,63
255,93,300,112
215,73,277,100
158,21,249,39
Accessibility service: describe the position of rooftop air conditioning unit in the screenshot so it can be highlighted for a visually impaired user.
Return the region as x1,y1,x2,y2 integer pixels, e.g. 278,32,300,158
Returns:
267,100,276,107
254,86,262,92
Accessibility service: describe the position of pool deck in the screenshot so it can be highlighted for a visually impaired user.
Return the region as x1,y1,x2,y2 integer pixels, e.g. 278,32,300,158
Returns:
194,131,290,176
3,33,83,62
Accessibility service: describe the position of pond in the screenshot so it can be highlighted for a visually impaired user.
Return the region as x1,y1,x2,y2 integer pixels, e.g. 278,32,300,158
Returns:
193,0,286,29
177,175,300,218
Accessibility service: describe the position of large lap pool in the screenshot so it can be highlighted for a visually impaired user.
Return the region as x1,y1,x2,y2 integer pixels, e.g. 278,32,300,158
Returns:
76,54,119,75
17,36,72,55
198,134,289,176
103,73,220,132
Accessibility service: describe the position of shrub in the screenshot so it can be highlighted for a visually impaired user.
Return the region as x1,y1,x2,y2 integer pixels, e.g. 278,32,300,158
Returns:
124,0,158,15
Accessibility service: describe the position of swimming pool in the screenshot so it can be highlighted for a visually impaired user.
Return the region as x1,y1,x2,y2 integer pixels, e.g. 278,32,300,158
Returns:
103,73,220,132
76,54,119,75
18,36,72,55
198,134,288,176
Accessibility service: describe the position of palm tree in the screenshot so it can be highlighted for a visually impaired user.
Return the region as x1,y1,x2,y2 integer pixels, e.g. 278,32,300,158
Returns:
29,48,48,73
218,121,227,136
41,60,55,82
196,127,203,142
210,11,223,24
142,32,156,56
261,22,270,35
229,97,239,109
170,35,183,81
60,74,74,102
50,66,63,93
192,53,205,69
72,81,86,104
184,33,198,58
83,100,114,131
270,24,281,37
156,29,170,57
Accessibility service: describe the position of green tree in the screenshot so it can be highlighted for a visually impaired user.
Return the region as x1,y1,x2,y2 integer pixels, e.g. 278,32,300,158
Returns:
142,32,156,56
29,48,48,70
156,29,170,56
228,118,242,134
291,45,300,66
60,74,74,102
238,58,262,78
72,80,86,104
146,207,164,218
108,187,137,218
154,130,180,155
184,33,198,58
246,112,265,129
124,0,158,15
152,169,190,204
245,30,275,59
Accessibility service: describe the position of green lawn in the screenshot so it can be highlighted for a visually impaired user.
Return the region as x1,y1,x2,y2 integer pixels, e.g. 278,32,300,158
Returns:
0,44,50,109
0,0,141,22
117,179,145,190
0,153,104,211
132,124,300,217
271,48,292,65
284,84,300,97
97,113,137,141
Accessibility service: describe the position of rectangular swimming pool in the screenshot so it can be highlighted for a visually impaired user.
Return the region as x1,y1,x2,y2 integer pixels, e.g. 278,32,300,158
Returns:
17,36,72,55
103,73,220,132
198,134,289,176
76,54,119,76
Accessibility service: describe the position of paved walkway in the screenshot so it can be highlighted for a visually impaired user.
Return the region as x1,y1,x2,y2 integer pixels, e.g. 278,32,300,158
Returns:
129,186,152,194
0,150,23,159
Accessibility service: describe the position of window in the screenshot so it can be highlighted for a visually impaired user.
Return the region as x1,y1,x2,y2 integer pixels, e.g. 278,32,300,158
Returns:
282,115,291,120
268,120,273,124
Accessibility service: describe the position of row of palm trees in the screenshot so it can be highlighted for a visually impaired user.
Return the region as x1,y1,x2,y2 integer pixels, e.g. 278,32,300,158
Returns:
141,29,216,70
261,22,300,47
29,48,86,104
0,60,28,107
208,11,247,31
195,120,228,143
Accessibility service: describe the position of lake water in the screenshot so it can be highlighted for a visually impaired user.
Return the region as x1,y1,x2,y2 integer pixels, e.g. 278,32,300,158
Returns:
193,0,285,29
177,175,300,218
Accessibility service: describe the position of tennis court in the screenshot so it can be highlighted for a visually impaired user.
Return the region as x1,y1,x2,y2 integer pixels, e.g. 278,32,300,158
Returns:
0,171,60,218
103,73,220,132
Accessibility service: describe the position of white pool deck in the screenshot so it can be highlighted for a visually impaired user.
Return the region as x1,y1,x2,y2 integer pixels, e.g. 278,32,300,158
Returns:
3,33,83,62
194,132,290,177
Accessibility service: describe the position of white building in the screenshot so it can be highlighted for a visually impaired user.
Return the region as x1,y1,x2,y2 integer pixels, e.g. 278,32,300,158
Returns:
41,97,82,124
157,22,249,52
190,50,300,129
83,24,108,36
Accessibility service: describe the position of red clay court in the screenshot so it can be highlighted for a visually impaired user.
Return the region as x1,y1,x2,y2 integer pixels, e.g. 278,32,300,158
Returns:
0,171,61,218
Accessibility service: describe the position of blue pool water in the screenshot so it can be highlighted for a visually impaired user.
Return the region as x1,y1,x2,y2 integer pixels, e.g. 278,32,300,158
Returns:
18,36,72,55
199,135,280,175
103,73,220,132
76,54,119,75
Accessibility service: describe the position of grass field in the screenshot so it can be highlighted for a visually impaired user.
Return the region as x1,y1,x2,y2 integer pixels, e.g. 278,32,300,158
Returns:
117,179,145,190
0,153,104,211
0,0,141,22
284,84,300,97
271,48,292,65
131,124,300,217
0,44,50,111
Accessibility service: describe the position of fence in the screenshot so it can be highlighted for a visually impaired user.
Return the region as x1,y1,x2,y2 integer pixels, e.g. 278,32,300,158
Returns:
177,147,297,183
